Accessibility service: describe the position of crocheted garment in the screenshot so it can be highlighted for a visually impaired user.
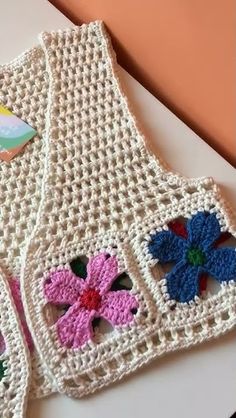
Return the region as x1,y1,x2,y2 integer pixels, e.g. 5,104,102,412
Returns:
19,21,236,399
0,39,56,414
0,21,236,415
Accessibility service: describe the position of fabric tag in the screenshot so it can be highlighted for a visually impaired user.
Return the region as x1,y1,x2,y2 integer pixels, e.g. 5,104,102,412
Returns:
0,105,37,162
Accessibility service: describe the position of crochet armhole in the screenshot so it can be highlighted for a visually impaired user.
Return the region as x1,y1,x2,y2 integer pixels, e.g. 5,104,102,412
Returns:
98,22,215,193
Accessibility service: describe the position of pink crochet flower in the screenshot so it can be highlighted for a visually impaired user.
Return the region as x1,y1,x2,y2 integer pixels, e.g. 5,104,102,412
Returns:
44,253,139,348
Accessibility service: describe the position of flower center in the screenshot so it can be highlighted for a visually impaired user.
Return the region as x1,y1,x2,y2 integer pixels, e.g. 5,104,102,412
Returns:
80,288,101,311
187,247,206,266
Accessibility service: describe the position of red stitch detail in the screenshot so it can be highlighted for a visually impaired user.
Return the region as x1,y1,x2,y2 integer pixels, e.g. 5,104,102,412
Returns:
168,221,188,238
199,273,208,293
80,288,101,311
214,231,231,247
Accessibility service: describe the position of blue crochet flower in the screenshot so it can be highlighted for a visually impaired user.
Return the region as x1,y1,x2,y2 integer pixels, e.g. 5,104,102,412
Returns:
148,211,236,303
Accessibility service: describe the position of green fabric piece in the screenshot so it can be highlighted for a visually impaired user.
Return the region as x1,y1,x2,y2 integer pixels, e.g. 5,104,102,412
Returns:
0,360,6,381
70,258,87,278
0,131,36,150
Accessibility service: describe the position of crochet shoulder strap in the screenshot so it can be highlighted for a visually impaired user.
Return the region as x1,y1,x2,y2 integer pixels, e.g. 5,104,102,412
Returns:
21,22,236,398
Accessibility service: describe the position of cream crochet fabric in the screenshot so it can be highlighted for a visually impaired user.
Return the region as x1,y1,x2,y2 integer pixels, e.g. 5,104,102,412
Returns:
0,44,56,417
0,20,236,416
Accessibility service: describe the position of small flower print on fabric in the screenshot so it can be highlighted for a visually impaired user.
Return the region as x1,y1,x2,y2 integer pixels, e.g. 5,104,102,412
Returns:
44,253,139,348
148,211,236,303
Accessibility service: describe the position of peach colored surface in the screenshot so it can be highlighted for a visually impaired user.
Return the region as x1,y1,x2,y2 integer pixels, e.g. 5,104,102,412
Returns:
51,0,236,166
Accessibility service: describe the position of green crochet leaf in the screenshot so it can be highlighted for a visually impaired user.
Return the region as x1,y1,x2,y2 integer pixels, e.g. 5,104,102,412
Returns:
111,272,133,291
70,257,87,279
0,359,6,381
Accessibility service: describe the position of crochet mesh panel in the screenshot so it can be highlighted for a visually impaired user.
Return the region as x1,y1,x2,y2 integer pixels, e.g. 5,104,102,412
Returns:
0,47,55,406
0,47,46,276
